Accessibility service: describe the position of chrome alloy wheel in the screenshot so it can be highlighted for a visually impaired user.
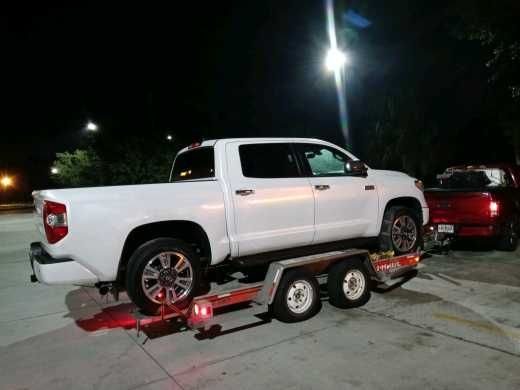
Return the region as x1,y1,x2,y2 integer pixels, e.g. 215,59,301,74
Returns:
391,215,418,252
342,270,366,300
141,251,194,304
286,280,314,314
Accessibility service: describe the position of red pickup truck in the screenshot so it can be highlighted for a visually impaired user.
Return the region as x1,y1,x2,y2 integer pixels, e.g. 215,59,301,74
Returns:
425,164,520,251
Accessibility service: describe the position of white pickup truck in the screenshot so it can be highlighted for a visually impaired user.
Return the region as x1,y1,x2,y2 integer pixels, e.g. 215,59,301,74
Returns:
30,138,428,314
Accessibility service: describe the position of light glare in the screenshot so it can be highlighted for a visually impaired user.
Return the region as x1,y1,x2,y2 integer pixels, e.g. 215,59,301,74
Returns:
325,48,348,72
1,176,13,188
86,121,98,131
51,167,59,174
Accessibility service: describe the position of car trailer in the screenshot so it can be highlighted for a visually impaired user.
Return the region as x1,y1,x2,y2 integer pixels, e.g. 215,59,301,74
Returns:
132,249,421,336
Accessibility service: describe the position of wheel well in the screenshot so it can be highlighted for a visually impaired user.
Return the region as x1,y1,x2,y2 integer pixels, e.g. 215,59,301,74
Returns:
117,221,211,285
384,197,423,224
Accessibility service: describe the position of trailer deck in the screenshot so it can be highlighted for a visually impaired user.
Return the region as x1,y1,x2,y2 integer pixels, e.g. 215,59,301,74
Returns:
131,249,421,336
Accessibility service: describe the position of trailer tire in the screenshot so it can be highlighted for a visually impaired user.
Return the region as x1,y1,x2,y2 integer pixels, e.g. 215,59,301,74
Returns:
126,238,201,315
272,268,321,323
327,259,371,309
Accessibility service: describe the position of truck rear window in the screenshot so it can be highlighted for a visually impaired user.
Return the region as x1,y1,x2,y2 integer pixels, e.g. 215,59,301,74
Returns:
171,147,215,181
437,168,509,189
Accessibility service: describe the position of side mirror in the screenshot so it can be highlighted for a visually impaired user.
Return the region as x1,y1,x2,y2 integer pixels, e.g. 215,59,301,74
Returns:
345,161,368,176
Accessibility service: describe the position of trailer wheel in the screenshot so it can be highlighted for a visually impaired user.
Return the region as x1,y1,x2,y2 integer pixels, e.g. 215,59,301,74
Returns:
327,259,371,309
126,238,201,315
272,268,321,323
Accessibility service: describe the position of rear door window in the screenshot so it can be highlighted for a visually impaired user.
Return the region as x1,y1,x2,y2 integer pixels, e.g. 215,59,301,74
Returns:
239,143,300,178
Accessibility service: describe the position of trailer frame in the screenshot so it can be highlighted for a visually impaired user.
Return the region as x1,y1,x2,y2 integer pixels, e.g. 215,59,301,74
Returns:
132,249,421,336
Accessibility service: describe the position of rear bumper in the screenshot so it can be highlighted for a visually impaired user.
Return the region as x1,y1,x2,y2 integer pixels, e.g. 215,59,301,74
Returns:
29,242,98,285
425,223,499,238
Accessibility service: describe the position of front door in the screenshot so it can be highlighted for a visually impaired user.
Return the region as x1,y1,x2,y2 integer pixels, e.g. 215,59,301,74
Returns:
295,143,379,244
226,142,315,257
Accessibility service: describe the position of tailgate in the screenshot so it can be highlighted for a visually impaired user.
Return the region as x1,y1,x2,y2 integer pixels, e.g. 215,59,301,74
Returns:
425,189,492,224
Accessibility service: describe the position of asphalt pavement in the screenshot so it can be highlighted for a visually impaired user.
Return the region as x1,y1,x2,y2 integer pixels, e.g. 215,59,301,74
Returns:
0,211,519,390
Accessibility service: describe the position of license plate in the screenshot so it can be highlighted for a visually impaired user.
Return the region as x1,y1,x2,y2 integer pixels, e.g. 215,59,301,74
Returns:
437,224,454,234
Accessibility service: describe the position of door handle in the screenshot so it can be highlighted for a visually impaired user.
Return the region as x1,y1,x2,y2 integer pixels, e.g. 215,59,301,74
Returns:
236,189,255,196
314,185,330,191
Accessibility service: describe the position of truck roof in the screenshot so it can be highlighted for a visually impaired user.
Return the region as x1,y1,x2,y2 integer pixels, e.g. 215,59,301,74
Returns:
447,163,518,171
179,137,338,153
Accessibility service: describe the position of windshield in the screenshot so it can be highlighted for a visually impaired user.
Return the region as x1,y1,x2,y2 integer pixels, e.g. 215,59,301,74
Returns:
437,168,509,189
170,147,215,182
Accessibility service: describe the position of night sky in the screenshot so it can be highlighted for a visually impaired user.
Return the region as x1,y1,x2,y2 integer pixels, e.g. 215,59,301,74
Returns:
3,1,516,199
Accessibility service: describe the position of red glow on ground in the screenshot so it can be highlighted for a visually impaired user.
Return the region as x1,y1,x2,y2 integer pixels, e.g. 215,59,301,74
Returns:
75,303,137,332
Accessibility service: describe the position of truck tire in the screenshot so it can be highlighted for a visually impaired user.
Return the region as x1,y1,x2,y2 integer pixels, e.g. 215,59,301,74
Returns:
272,268,321,323
378,206,421,255
126,238,201,315
327,259,371,309
497,219,518,251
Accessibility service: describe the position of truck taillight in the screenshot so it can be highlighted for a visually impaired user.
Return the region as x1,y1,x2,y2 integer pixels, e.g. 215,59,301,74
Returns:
490,201,499,217
43,201,68,244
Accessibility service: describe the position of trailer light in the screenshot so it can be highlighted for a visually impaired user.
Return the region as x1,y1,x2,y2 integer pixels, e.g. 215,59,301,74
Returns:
192,301,213,322
490,201,499,217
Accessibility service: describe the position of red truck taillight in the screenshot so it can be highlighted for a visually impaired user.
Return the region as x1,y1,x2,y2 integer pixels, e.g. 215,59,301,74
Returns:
43,201,68,244
490,201,499,218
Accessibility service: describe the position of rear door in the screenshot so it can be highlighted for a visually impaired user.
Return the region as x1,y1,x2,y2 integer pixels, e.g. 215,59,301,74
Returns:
226,141,315,257
295,143,379,243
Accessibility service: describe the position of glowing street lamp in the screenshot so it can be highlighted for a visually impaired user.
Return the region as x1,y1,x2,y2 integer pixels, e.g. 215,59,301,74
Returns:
86,121,98,132
51,167,59,175
324,0,353,149
166,134,173,141
1,176,13,189
325,47,349,72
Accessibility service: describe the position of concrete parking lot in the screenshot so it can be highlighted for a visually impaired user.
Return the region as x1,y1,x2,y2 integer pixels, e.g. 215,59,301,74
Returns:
1,211,519,390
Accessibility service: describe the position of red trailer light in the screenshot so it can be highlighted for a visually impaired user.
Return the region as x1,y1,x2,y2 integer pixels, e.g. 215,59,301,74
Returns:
157,290,165,301
192,300,213,322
